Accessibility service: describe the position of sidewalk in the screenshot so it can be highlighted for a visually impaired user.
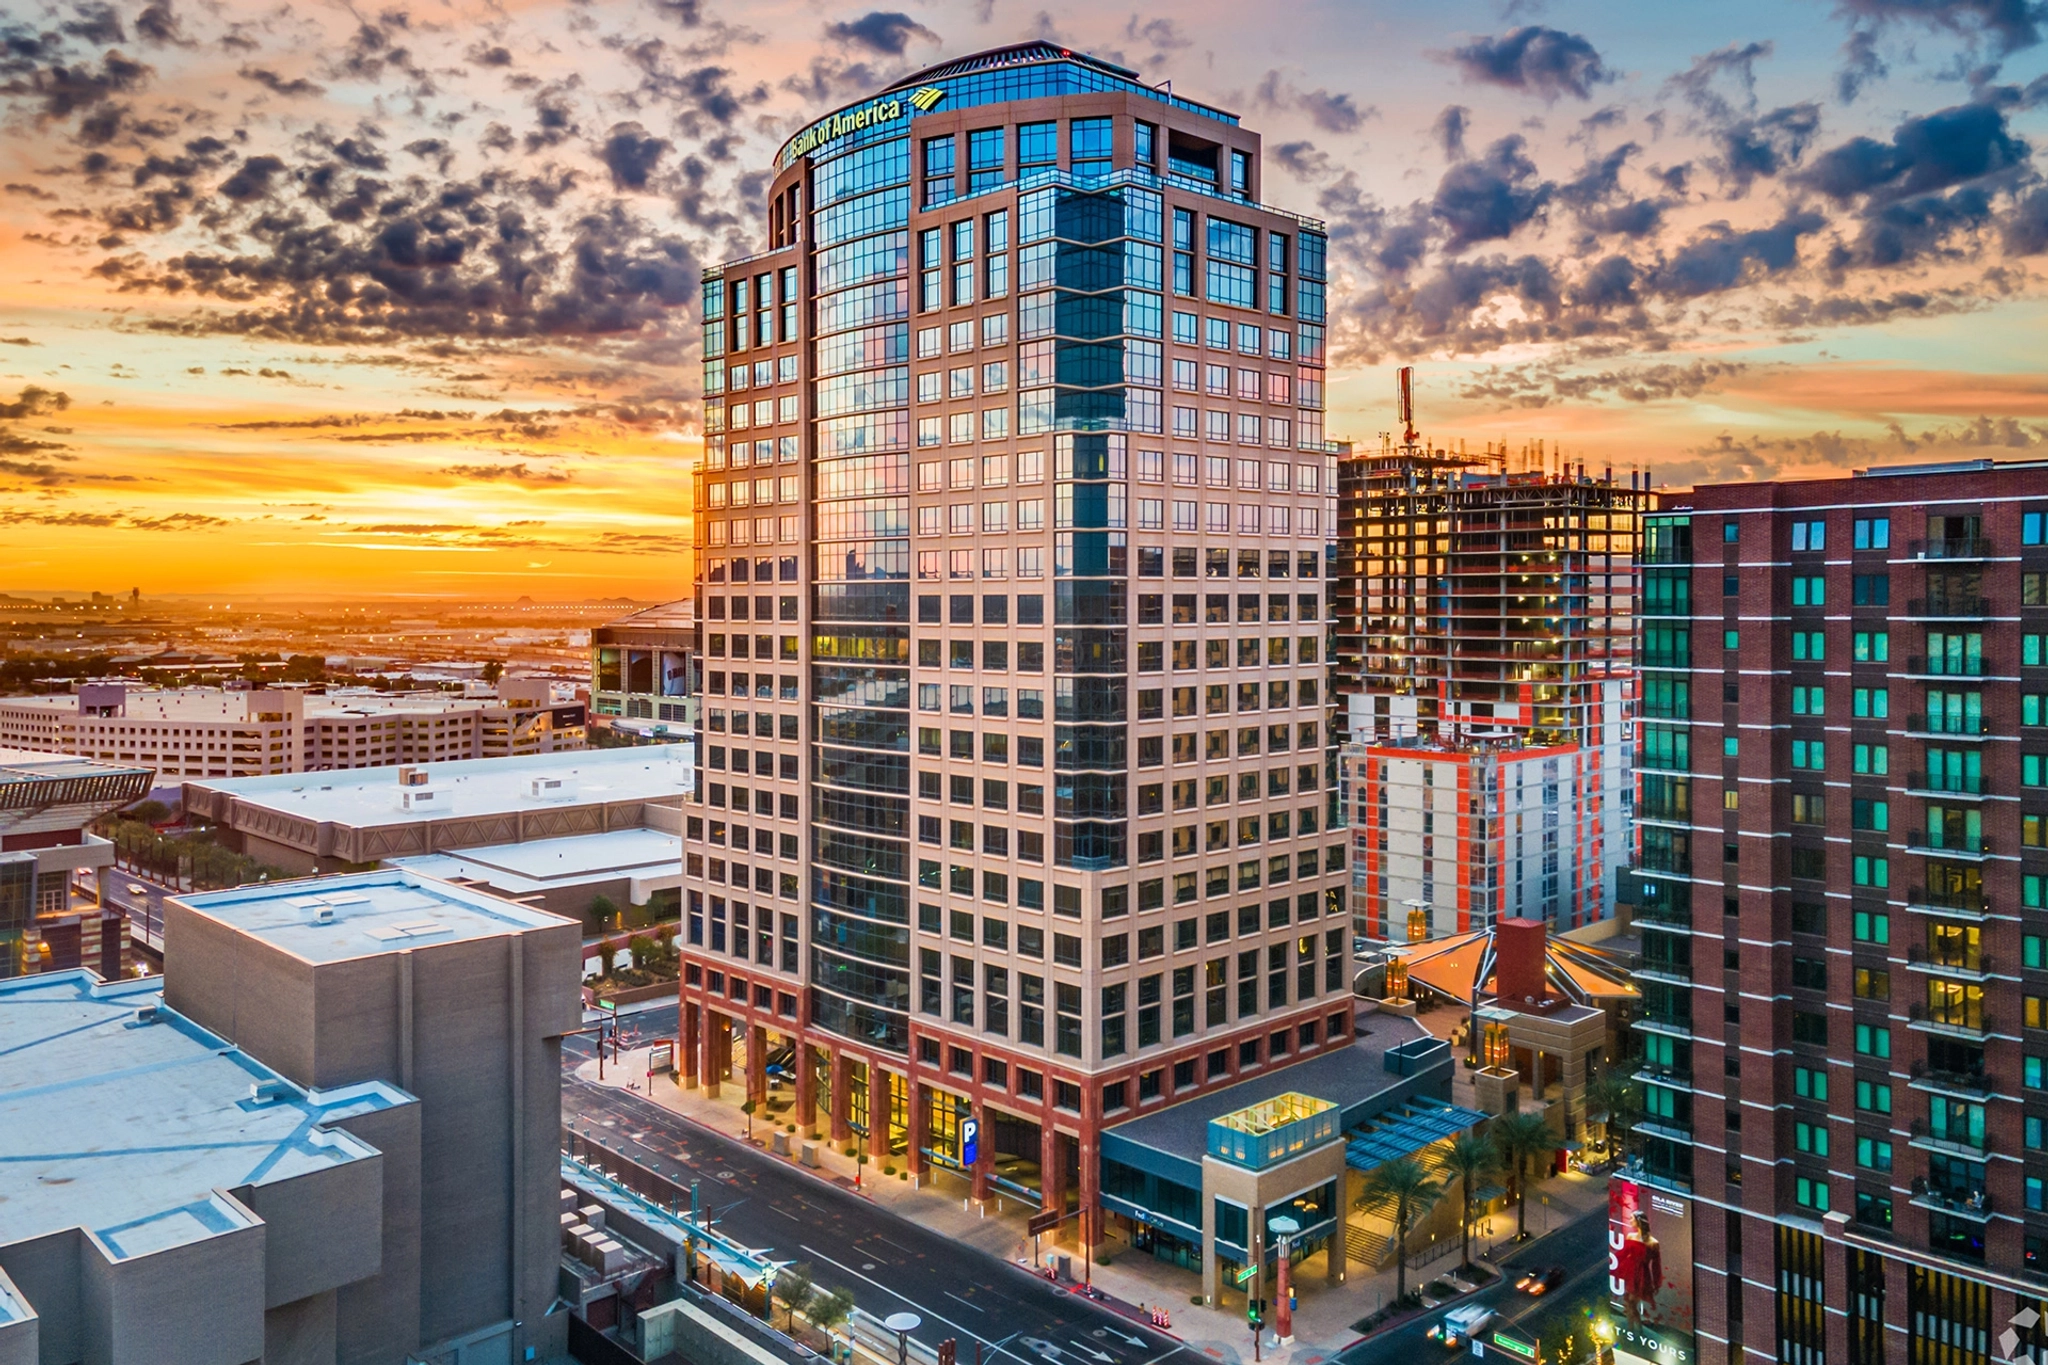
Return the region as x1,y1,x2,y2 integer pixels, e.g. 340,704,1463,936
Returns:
570,1057,1614,1363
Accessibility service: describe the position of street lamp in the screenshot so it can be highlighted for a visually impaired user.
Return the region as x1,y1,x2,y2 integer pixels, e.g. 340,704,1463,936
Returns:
885,1312,922,1365
1268,1215,1299,1345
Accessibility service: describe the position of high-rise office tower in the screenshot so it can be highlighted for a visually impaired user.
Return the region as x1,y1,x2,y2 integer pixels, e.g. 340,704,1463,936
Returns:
681,44,1350,1246
1333,413,1641,942
1628,460,2048,1365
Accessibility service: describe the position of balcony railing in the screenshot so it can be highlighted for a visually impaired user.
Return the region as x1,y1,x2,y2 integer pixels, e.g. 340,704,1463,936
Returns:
1909,1117,1991,1155
1909,1002,1994,1039
1906,772,1987,798
1633,1065,1695,1091
1910,537,1995,561
1909,1061,1995,1098
1911,1183,1995,1221
1907,834,1994,859
1905,597,1994,619
1906,891,1990,920
1910,714,1989,737
1904,656,1988,679
1906,946,1995,979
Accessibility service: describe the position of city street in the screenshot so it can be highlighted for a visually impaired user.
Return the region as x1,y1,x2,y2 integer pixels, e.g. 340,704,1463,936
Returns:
1333,1207,1610,1365
563,1003,1612,1365
564,1076,1185,1365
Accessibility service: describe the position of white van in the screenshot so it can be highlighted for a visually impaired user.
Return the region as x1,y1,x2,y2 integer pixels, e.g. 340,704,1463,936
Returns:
1426,1303,1499,1350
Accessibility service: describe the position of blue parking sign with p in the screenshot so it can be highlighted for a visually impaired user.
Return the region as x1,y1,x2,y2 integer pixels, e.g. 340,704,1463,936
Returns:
961,1117,980,1167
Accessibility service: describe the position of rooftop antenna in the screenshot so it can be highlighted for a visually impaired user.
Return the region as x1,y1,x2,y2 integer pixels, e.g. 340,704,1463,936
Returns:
1398,365,1420,449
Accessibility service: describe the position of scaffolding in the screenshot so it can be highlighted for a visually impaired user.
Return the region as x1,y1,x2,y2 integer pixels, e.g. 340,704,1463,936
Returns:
1334,434,1645,749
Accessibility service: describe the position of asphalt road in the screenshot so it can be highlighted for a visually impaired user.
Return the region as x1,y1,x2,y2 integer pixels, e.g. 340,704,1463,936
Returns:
99,874,168,955
562,1066,1184,1365
1332,1203,1611,1365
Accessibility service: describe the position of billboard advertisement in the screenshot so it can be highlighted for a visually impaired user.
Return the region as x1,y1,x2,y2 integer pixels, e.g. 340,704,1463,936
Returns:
1608,1177,1696,1365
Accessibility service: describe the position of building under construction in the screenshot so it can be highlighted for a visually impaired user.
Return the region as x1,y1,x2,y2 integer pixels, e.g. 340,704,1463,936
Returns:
1336,371,1646,941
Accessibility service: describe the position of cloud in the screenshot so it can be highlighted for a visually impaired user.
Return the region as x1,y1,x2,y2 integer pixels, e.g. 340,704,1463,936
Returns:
240,66,324,98
1664,41,1771,123
439,461,573,483
1459,357,1754,407
1712,103,1822,195
1799,99,2030,205
1448,26,1613,101
1255,72,1377,134
1433,105,1471,161
1648,211,1829,297
824,12,938,56
1432,135,1553,250
0,387,71,420
1836,0,2047,56
601,122,671,190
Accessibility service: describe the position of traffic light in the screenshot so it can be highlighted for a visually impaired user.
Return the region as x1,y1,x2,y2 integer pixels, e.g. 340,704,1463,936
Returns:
940,1341,957,1365
1247,1300,1264,1330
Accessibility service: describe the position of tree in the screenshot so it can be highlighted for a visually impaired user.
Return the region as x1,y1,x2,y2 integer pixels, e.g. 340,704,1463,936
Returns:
590,894,619,933
1440,1132,1500,1271
126,799,171,826
1584,1071,1636,1158
812,1285,855,1335
1355,1155,1443,1306
1492,1111,1555,1242
481,660,505,685
776,1261,817,1330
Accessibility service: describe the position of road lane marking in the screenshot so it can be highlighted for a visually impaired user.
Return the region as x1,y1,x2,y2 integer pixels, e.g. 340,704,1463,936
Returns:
945,1290,985,1312
798,1244,1041,1365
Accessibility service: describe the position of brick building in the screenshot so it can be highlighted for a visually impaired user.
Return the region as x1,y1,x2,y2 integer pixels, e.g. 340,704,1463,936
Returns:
1629,459,2048,1365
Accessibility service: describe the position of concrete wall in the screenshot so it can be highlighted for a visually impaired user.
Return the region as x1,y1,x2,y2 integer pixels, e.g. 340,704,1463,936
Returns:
235,1147,385,1310
81,1212,266,1365
0,1231,74,1365
263,1291,337,1365
162,902,320,1082
330,1101,423,1365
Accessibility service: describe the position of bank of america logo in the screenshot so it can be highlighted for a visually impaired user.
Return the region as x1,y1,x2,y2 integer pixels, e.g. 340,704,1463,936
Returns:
909,86,945,111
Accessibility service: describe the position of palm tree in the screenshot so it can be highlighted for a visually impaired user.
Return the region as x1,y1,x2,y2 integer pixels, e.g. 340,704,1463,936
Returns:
1356,1155,1444,1306
1584,1071,1636,1158
1440,1133,1500,1271
1492,1111,1555,1242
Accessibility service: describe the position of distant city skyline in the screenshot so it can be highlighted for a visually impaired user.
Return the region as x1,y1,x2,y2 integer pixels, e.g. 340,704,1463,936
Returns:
1,0,2045,596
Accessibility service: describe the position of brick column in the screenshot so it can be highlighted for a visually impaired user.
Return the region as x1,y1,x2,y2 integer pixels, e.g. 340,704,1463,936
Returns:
1078,1129,1102,1250
867,1062,890,1159
905,1074,927,1177
700,1007,721,1100
970,1098,992,1201
829,1048,852,1143
794,1041,817,1133
746,1022,767,1106
680,1000,700,1088
1040,1122,1064,1235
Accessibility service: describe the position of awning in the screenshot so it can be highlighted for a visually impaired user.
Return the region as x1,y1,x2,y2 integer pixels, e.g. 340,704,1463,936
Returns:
1344,1099,1489,1171
697,1239,775,1290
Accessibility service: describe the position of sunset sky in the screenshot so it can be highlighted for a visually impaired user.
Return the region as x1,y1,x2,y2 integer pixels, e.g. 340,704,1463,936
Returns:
1,0,2045,598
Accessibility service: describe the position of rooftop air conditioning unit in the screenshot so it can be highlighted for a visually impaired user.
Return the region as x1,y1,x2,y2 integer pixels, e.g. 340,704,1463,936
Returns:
314,906,336,925
398,787,447,813
527,776,575,802
396,765,429,788
249,1078,294,1104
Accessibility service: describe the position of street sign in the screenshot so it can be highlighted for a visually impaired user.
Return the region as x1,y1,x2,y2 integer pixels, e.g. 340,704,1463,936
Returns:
1235,1264,1258,1286
961,1117,980,1168
1028,1208,1061,1235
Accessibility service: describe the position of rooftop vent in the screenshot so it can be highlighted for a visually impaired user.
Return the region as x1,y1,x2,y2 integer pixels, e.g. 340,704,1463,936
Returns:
125,1003,159,1028
249,1078,294,1104
396,765,429,787
314,906,335,925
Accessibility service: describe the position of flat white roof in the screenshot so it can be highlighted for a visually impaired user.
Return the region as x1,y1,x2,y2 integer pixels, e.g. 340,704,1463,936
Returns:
178,870,571,965
0,688,566,721
390,826,682,894
0,972,406,1262
191,743,693,827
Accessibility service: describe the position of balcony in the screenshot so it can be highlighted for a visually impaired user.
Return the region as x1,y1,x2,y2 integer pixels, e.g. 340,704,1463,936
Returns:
1634,1119,1696,1146
1909,1118,1990,1158
1907,834,1994,860
1905,772,1987,800
1905,716,1989,739
1633,1065,1695,1092
1905,597,1994,619
1635,964,1695,988
1910,1181,1994,1222
1910,537,1995,561
1904,656,1989,679
1905,947,1995,981
1636,1013,1694,1040
1632,900,1695,929
1908,1003,1994,1041
1909,1062,1995,1100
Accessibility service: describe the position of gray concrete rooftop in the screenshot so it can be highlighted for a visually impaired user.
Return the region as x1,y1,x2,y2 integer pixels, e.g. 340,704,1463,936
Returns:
1105,1009,1432,1162
0,972,405,1262
184,742,694,827
389,825,683,894
178,869,568,964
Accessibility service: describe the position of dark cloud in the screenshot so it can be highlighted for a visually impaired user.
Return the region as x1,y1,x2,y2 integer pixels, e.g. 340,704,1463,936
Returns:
1433,105,1471,161
439,461,573,483
1448,26,1613,101
1799,99,2029,205
8,50,153,124
1648,211,1828,297
1837,0,2047,56
134,1,189,47
240,65,323,97
1712,102,1821,195
1431,135,1553,250
601,122,669,190
1256,71,1377,135
466,42,514,68
1664,41,1772,123
60,4,126,46
216,153,285,201
1836,27,1887,102
1459,357,1751,407
0,387,71,420
1271,140,1332,179
824,12,938,56
2005,187,2048,253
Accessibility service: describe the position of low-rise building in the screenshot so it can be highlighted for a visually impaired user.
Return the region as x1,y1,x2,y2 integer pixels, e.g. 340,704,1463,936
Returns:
591,599,697,742
0,868,580,1365
182,745,693,912
0,679,587,787
0,746,151,979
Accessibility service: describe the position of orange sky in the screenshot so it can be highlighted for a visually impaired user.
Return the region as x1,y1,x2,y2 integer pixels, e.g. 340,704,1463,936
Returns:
0,0,2044,597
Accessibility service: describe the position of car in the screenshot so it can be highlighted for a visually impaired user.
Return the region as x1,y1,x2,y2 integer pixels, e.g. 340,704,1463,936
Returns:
1426,1304,1498,1349
127,883,148,898
1513,1266,1565,1295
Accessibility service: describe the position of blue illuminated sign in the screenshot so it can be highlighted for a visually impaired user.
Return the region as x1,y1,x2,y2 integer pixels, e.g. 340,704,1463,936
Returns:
961,1117,980,1168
